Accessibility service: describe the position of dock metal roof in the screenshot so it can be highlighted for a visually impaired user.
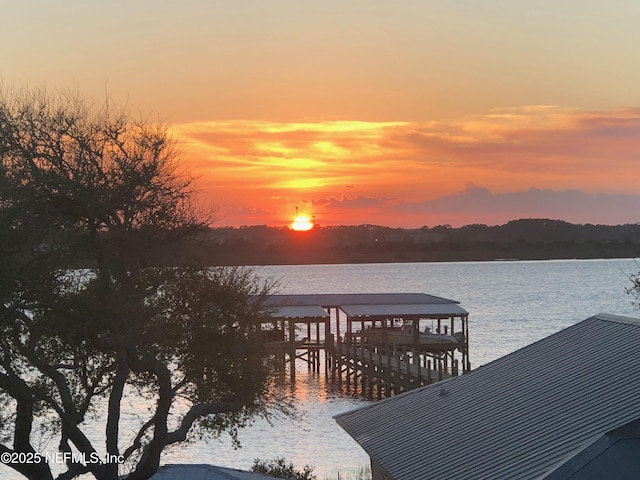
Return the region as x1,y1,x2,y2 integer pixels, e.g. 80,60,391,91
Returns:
265,293,468,320
339,303,468,318
335,313,640,480
270,304,329,319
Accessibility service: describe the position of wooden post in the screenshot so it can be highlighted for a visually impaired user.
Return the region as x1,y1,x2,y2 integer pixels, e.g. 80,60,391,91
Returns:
353,347,359,392
326,333,334,377
313,347,317,373
346,353,351,392
395,353,402,394
405,353,411,391
465,314,471,372
324,315,330,347
366,347,372,398
444,350,448,373
385,352,392,397
335,342,340,384
375,351,381,400
288,320,296,382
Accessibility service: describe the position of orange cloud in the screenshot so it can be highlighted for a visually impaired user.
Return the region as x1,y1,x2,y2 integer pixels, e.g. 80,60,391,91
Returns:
174,107,640,227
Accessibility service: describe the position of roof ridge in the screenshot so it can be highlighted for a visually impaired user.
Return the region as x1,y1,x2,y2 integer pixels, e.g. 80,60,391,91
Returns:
593,312,640,326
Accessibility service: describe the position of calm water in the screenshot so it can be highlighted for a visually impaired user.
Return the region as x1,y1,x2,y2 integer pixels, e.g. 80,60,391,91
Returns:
162,259,639,477
4,259,639,479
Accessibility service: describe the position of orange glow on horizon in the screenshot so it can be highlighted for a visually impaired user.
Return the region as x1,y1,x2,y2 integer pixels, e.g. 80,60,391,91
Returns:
174,109,640,228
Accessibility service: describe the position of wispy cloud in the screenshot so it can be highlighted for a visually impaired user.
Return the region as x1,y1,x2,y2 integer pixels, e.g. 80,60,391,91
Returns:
174,106,640,226
397,183,640,226
308,195,393,210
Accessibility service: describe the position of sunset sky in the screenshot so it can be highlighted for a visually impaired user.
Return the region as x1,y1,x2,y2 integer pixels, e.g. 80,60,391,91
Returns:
3,1,640,227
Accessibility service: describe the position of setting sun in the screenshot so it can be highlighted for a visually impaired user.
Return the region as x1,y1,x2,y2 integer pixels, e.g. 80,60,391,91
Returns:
291,214,314,231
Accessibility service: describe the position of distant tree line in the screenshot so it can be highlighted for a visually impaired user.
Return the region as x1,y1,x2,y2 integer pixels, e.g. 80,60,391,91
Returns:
161,219,640,266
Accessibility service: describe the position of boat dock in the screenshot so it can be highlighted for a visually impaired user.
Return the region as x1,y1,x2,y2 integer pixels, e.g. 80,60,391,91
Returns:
327,339,458,398
262,293,470,398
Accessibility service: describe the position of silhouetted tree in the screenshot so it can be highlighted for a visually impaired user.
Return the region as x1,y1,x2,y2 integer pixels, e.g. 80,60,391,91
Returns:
0,87,284,480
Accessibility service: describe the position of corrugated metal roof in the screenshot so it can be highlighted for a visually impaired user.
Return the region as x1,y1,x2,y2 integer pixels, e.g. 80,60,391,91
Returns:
335,313,640,480
265,293,462,307
270,305,329,319
340,303,468,318
147,464,281,480
264,293,467,319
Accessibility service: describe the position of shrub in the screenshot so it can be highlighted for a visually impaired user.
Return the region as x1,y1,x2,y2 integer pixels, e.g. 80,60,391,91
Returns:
251,457,317,480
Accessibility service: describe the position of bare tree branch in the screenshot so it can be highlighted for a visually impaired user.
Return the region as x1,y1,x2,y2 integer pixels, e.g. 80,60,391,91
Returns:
165,400,244,446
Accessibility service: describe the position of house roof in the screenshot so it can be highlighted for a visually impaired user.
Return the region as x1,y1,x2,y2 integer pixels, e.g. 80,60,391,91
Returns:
540,417,640,480
265,293,468,320
335,313,640,480
145,464,282,480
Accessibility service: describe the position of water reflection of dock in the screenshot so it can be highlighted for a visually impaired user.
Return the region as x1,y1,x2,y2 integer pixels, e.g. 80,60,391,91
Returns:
263,293,470,398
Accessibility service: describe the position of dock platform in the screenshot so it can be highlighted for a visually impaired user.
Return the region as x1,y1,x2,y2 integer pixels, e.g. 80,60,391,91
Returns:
262,293,470,398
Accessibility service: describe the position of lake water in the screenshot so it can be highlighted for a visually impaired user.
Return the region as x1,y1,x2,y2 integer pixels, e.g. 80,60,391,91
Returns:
3,259,639,479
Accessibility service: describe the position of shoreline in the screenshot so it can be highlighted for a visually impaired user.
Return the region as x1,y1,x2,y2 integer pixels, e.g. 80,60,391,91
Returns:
163,220,640,267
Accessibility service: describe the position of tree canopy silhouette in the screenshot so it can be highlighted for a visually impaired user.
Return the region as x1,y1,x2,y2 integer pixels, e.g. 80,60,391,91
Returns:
0,87,283,480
